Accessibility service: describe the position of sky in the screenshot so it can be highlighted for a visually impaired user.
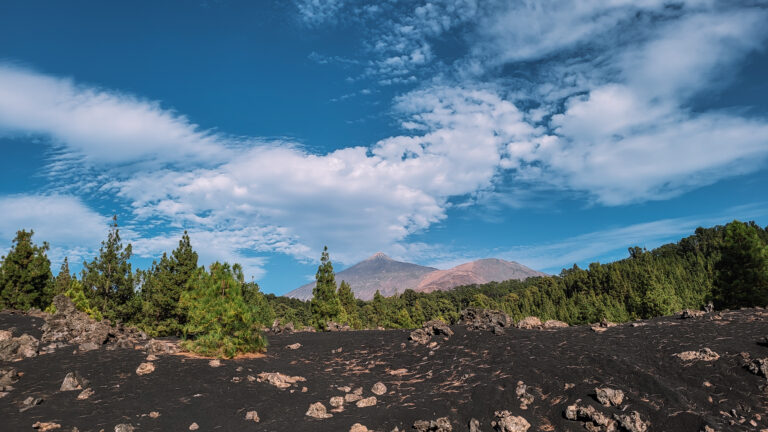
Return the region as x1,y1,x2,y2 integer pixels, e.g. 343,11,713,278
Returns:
0,0,767,295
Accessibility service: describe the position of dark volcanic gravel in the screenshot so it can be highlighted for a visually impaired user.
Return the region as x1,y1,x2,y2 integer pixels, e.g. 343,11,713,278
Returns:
2,309,768,431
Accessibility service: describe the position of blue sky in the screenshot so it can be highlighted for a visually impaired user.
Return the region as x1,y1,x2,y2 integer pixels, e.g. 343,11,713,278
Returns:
0,0,767,295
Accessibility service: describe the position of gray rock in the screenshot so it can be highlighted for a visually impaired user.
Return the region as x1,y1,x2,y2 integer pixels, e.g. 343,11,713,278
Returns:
114,424,135,432
614,411,650,432
19,396,43,412
306,402,332,419
413,417,452,432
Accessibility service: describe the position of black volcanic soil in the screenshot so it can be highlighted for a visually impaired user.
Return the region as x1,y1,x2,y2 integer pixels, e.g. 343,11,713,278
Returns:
2,309,768,431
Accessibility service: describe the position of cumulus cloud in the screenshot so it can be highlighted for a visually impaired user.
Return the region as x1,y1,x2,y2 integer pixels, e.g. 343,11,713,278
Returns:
111,86,540,265
0,194,110,268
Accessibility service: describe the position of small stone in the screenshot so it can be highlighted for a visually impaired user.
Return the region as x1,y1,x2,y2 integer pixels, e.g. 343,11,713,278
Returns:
337,385,352,392
674,348,720,362
371,381,387,395
114,425,134,432
32,421,61,431
19,396,43,412
60,372,89,391
77,388,94,400
149,411,160,418
306,402,332,419
330,396,344,407
492,410,530,432
595,387,624,407
352,386,363,395
245,410,260,422
286,343,302,350
345,392,363,403
136,362,155,376
189,423,199,430
209,359,221,367
469,418,481,432
350,423,369,432
356,396,377,408
146,354,158,361
613,411,649,432
78,342,99,352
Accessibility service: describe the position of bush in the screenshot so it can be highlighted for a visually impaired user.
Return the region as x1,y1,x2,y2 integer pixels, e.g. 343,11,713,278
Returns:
180,262,268,358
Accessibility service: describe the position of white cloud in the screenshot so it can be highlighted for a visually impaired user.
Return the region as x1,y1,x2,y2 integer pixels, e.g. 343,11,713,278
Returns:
115,87,538,265
0,194,110,268
295,0,346,26
0,64,229,167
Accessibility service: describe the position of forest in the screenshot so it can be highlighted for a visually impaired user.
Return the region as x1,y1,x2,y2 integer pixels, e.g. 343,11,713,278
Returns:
1,218,766,357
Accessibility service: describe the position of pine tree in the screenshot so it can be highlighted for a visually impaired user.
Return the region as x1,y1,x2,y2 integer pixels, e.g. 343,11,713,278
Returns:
138,231,199,336
180,262,268,358
337,280,360,327
713,220,768,308
0,230,53,310
81,215,135,323
310,246,343,330
53,257,73,296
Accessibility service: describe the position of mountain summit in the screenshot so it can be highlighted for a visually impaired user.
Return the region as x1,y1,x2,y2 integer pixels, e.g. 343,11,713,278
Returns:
285,255,545,301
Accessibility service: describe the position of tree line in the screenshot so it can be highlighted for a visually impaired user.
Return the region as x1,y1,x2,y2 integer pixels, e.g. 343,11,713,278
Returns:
1,218,766,357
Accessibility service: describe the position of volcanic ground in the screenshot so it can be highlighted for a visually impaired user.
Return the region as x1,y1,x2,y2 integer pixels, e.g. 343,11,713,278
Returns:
2,309,768,431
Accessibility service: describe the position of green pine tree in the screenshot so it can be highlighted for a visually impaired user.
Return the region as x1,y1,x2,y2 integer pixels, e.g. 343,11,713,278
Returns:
337,280,361,328
138,231,199,336
53,257,73,296
310,246,343,330
81,215,135,323
180,262,268,358
713,220,768,308
0,230,53,310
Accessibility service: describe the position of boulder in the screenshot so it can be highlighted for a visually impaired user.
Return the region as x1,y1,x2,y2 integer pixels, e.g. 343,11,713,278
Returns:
516,317,542,329
306,402,332,419
257,372,307,389
0,333,39,361
747,357,768,379
543,320,569,329
460,308,513,333
114,425,134,432
413,417,453,432
60,372,89,391
492,410,530,432
245,410,260,422
595,387,624,407
355,396,377,407
371,381,387,395
409,328,431,345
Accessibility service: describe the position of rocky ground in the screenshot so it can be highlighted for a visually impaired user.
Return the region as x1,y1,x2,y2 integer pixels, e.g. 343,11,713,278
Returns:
2,300,768,432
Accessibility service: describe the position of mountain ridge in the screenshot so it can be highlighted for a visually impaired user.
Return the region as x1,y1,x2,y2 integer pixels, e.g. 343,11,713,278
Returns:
285,253,545,300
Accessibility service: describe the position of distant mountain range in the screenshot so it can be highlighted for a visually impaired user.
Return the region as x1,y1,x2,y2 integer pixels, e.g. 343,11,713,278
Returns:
285,252,546,300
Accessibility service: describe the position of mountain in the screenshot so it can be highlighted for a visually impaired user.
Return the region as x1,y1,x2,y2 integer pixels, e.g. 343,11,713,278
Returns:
415,258,547,293
285,253,438,300
285,253,545,301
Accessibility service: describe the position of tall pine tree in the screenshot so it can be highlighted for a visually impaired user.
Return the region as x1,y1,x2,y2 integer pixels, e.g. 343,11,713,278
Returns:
138,231,199,336
81,216,134,323
713,220,768,308
310,246,343,330
0,230,53,310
